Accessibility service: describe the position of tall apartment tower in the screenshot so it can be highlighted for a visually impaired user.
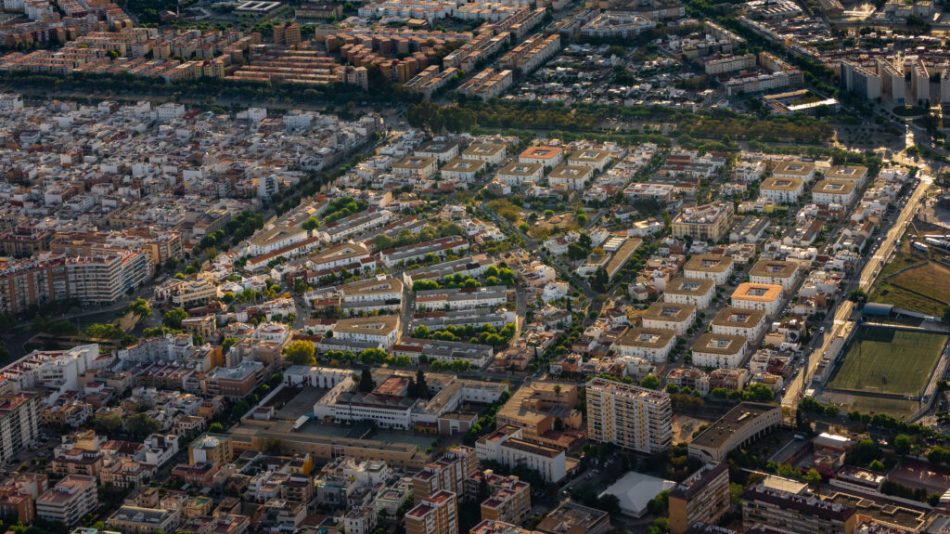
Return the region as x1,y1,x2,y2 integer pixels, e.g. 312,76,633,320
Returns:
0,394,39,464
411,446,478,502
585,377,672,454
405,490,459,534
668,462,731,534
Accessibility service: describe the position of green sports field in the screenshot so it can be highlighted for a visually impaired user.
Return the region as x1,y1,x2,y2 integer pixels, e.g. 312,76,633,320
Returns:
828,326,947,396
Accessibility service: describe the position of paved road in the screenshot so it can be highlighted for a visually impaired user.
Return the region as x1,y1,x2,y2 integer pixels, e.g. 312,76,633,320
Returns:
782,172,933,408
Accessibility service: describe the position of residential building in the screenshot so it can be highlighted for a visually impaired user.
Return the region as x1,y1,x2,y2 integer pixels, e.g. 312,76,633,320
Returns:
614,328,676,363
664,278,716,309
772,160,816,183
536,502,610,534
812,179,857,207
405,490,459,534
731,283,783,317
325,315,401,351
710,307,766,341
106,505,181,534
496,162,544,186
36,475,98,526
415,286,508,312
742,484,856,534
476,426,567,483
518,145,564,168
641,302,696,336
463,143,507,165
691,333,747,368
474,471,531,525
586,377,672,454
683,254,734,285
748,260,799,292
0,394,39,464
759,177,804,204
413,446,479,502
672,202,734,242
669,463,731,534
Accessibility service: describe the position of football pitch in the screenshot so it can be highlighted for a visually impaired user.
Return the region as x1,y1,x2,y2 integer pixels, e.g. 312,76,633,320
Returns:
828,326,947,396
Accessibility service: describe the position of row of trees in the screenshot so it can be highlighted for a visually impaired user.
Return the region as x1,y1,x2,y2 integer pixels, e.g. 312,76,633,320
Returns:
411,323,516,346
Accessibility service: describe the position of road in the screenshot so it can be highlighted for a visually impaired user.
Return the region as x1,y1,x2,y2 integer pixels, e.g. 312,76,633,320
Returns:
782,170,933,409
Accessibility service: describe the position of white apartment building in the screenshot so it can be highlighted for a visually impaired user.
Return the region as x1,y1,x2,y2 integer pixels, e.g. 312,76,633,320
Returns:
415,286,508,312
710,307,766,341
641,302,696,336
36,475,98,526
1,345,99,403
613,328,676,363
497,162,544,186
731,283,783,317
0,394,39,464
749,260,800,292
683,254,734,285
331,316,401,350
462,143,507,165
772,160,816,183
476,426,567,483
309,241,372,272
664,278,716,309
586,377,672,454
759,177,804,204
548,164,593,191
812,179,857,207
691,333,747,368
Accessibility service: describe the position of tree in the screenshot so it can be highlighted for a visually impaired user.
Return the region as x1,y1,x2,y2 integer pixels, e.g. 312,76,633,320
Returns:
126,413,161,440
127,298,151,318
284,340,316,366
847,439,881,466
640,374,660,389
162,307,188,329
359,368,376,392
646,490,669,516
414,369,429,399
894,434,912,455
93,413,124,436
591,267,609,292
209,422,225,433
805,468,822,489
222,337,240,353
302,217,320,232
869,459,886,472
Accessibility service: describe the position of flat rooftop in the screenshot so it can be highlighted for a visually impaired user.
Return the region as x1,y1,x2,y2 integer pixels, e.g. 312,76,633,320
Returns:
732,282,782,302
690,402,780,450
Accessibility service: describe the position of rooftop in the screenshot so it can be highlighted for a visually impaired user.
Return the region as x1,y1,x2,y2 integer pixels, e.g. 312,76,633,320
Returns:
690,402,780,450
732,282,782,302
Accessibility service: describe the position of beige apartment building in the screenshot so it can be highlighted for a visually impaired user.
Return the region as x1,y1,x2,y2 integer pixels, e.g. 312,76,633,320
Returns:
585,377,672,454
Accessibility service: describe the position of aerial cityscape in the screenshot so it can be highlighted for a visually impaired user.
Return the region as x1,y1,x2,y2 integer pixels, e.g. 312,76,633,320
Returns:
0,0,949,532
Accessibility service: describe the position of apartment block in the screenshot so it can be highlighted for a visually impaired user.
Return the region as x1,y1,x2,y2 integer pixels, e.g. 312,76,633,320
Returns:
742,484,855,534
641,302,696,336
672,202,734,242
36,475,98,526
405,490,459,534
0,394,39,464
691,333,747,369
683,254,734,285
474,471,531,525
413,446,479,502
614,327,676,363
586,377,672,454
669,462,731,534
